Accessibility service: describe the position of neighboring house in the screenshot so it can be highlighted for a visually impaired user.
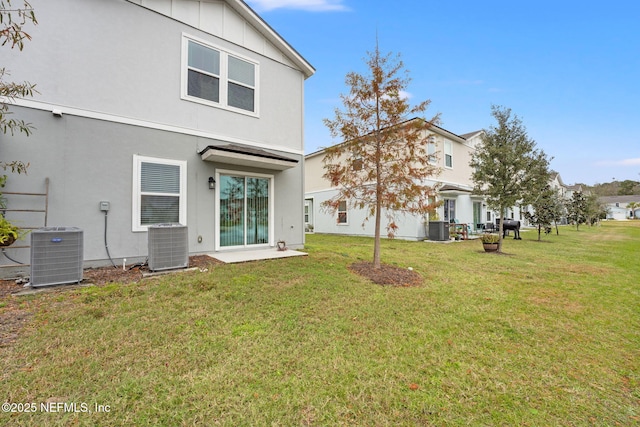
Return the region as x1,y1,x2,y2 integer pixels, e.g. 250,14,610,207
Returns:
1,0,314,275
545,171,570,224
304,120,495,240
599,196,640,220
549,172,568,200
564,184,587,201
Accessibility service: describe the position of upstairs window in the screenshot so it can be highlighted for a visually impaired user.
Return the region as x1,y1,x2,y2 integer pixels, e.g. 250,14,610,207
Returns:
444,140,453,168
187,41,220,103
183,35,258,115
427,136,437,165
352,153,363,171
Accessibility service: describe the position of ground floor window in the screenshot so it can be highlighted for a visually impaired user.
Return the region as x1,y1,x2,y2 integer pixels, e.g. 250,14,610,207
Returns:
444,198,456,223
337,200,348,224
217,171,273,248
132,155,187,231
473,202,482,228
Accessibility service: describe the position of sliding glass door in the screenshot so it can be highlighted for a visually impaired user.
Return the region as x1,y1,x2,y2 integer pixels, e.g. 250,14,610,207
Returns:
218,173,271,248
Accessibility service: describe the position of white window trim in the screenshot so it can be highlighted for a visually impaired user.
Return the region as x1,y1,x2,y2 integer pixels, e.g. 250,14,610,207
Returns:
132,155,187,232
444,140,453,169
181,33,260,117
215,169,274,251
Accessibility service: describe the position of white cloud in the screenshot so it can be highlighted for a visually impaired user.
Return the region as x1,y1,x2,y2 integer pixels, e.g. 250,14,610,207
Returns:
596,158,640,166
398,90,412,100
381,91,412,101
620,158,640,166
247,0,349,12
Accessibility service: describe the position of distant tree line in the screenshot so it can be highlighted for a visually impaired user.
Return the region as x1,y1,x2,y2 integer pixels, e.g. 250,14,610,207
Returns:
584,180,640,196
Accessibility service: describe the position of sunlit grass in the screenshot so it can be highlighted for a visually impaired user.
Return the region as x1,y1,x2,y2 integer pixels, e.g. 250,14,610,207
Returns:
1,222,638,426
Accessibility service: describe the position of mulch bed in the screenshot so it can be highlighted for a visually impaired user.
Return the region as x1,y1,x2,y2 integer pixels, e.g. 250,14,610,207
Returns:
348,261,423,287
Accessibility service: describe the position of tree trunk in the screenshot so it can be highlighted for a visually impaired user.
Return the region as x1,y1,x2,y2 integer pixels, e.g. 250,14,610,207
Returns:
373,142,382,269
373,94,382,269
497,205,505,253
373,198,382,269
537,224,541,241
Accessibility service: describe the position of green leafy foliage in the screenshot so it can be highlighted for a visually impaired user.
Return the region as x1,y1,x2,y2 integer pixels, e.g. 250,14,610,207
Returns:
479,233,500,243
0,214,19,244
566,191,587,230
470,106,551,251
523,185,564,240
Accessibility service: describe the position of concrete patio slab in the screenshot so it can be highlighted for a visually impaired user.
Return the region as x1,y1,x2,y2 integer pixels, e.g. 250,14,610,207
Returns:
210,248,307,264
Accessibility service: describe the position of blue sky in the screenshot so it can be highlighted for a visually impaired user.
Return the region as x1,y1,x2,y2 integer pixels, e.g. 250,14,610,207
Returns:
246,0,640,186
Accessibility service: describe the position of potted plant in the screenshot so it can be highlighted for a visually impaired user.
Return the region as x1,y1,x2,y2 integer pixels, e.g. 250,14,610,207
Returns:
0,216,21,246
480,233,500,252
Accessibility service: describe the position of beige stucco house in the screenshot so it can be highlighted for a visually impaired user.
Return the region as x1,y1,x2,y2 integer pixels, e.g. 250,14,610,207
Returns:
304,120,497,240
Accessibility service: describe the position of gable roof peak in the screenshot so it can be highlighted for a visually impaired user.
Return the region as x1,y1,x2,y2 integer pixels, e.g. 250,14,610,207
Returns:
129,0,315,79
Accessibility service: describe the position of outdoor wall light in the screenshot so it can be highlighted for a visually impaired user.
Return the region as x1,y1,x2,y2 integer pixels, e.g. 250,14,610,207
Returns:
208,176,215,190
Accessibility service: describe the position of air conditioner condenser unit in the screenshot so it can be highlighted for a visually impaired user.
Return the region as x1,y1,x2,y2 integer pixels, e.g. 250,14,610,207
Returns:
30,227,84,287
148,223,188,271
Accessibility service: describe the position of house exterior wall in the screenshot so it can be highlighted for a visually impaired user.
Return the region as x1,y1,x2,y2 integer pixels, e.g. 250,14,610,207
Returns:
605,206,628,221
1,0,311,276
4,0,306,154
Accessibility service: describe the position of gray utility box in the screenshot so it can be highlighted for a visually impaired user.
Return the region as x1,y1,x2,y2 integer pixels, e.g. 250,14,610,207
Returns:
30,227,84,287
428,221,450,241
148,223,188,272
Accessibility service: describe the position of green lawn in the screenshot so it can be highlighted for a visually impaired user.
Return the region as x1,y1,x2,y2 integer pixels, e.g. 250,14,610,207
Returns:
1,222,638,426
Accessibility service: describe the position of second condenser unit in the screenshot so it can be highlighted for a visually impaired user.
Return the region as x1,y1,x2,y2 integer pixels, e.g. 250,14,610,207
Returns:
147,223,189,271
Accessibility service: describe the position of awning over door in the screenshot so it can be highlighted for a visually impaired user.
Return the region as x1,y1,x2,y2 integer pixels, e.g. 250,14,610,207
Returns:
199,144,298,170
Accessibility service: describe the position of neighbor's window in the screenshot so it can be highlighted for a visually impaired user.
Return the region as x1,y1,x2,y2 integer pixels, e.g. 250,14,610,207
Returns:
133,155,187,231
337,200,348,224
184,35,258,114
352,153,363,171
427,136,437,165
444,140,453,168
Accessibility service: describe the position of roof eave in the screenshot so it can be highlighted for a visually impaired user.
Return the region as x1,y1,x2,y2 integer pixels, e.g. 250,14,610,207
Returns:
228,0,316,79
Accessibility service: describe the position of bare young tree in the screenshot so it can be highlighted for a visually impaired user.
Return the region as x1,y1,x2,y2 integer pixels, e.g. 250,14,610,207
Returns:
322,42,441,269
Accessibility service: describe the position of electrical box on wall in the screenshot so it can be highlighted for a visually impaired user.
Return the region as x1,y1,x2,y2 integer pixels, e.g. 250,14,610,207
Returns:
99,201,110,212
